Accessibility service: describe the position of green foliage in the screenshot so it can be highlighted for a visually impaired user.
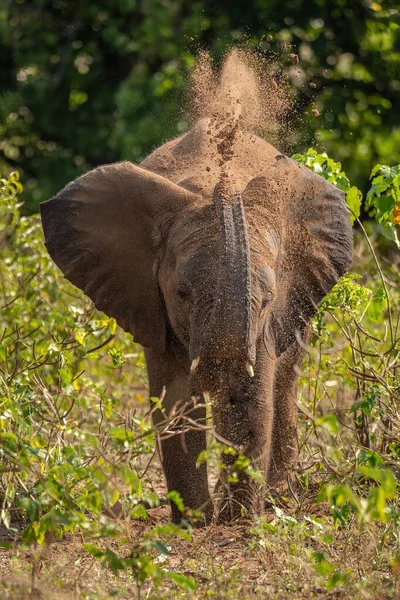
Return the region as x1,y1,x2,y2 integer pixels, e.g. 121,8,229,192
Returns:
366,164,400,247
0,172,194,592
1,1,399,208
1,149,400,596
294,149,400,584
293,147,362,223
83,521,196,591
251,510,352,592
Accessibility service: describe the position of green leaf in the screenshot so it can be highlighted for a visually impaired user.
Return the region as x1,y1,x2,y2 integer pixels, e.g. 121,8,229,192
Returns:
167,572,197,591
346,186,362,224
316,414,340,435
78,491,102,514
292,148,350,190
0,542,12,550
153,522,191,540
108,426,135,445
167,490,184,512
312,551,335,576
104,548,125,574
119,465,141,492
358,449,384,468
108,317,117,334
18,497,40,521
75,330,86,346
84,543,105,559
129,504,149,520
154,540,170,555
358,466,397,499
5,482,16,506
349,388,380,416
108,488,120,508
365,163,400,247
368,486,387,521
327,571,349,590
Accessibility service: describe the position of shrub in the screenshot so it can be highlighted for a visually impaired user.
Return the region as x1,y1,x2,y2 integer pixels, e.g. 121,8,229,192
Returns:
0,172,196,593
0,153,399,596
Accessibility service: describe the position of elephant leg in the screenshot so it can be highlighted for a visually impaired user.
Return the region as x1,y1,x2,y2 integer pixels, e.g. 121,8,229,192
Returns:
213,355,275,522
144,348,213,525
268,341,304,491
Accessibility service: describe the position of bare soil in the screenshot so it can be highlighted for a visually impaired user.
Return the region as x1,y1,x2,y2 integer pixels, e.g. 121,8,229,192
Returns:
0,462,398,600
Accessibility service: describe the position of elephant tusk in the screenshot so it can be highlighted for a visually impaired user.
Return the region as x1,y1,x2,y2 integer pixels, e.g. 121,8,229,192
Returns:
190,356,201,372
245,361,255,378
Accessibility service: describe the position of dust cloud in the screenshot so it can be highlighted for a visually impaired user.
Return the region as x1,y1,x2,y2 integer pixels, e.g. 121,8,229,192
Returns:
188,48,291,168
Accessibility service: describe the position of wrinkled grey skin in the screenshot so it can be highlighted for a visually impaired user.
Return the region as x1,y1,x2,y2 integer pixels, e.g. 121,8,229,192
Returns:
40,118,353,524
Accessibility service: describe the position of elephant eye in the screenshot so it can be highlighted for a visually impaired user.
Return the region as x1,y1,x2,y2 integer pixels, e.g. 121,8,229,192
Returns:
177,285,191,301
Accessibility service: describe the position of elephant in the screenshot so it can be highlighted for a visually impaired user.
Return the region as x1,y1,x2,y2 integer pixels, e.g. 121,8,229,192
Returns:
40,65,352,525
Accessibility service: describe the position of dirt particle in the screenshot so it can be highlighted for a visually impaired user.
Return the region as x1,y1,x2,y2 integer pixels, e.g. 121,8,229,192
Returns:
312,109,320,117
289,53,299,65
267,34,273,41
185,48,292,192
188,48,290,143
309,82,317,89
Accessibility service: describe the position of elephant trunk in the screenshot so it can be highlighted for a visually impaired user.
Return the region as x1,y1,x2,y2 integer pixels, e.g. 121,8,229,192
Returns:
191,176,254,368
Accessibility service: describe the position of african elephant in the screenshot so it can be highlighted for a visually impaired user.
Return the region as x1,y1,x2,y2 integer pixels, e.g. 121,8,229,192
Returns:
40,63,352,525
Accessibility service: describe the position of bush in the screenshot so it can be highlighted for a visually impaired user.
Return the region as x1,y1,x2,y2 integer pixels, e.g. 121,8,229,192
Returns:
0,155,399,596
0,172,196,594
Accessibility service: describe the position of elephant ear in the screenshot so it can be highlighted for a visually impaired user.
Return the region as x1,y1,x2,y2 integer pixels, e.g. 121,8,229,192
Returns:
40,162,198,350
243,159,353,357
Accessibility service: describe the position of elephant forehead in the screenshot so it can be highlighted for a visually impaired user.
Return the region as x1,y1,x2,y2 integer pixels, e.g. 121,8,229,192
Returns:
165,205,219,258
164,205,279,280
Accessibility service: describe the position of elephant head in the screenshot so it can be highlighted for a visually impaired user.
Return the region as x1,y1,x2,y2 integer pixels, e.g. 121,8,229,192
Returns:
41,150,352,523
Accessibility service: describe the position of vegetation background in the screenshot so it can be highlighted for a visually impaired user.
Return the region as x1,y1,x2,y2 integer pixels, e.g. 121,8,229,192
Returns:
0,1,400,599
1,0,400,210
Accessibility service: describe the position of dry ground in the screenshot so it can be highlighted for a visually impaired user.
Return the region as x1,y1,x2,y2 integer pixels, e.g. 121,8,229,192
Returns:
0,462,398,600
